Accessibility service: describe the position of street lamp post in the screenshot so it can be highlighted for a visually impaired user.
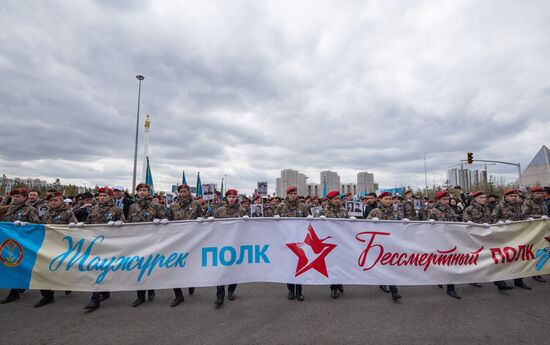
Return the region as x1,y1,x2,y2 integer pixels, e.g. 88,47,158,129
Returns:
132,75,145,195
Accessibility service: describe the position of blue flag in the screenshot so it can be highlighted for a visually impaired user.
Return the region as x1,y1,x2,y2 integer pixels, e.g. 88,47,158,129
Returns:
182,170,187,185
322,176,327,198
196,172,202,197
145,157,154,196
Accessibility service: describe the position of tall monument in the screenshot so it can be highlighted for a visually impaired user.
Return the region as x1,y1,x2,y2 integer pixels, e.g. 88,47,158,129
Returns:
141,113,151,183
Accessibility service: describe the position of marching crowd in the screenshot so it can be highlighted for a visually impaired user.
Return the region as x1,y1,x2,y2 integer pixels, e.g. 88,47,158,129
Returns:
1,183,549,312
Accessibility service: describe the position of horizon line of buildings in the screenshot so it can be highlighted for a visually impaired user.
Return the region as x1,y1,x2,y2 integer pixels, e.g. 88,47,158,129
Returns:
275,169,378,197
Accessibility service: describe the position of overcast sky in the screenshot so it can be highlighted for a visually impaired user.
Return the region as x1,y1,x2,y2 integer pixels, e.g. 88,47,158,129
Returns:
1,0,549,194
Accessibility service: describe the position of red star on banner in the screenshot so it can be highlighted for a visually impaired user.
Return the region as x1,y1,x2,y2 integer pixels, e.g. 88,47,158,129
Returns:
286,224,337,277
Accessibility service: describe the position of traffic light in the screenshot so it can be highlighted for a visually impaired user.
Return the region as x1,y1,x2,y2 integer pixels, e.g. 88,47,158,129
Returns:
466,152,473,164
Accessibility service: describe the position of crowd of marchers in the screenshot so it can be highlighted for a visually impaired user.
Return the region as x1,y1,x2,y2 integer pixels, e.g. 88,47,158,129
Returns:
0,183,549,311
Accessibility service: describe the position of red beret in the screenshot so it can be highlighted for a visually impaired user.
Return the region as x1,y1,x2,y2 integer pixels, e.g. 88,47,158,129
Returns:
471,191,485,198
345,192,352,197
530,186,544,193
286,186,297,194
428,200,434,203
136,183,150,191
46,192,63,200
327,190,340,199
253,195,261,201
504,189,518,196
435,190,450,200
98,187,113,196
10,188,28,197
378,191,392,199
225,189,238,197
177,184,190,192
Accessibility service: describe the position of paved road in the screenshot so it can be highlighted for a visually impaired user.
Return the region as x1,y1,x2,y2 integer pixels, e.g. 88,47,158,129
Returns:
1,281,548,345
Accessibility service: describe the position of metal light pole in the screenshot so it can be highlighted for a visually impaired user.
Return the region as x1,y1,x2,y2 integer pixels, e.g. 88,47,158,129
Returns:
131,75,145,195
424,155,429,197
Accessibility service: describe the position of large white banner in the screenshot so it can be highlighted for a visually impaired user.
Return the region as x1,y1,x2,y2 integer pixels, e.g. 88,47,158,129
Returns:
1,219,549,291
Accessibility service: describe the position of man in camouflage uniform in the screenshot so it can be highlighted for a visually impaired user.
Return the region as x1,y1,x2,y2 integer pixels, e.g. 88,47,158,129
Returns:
263,197,279,217
462,191,492,224
320,190,348,298
491,189,532,290
213,189,247,306
35,192,78,308
83,187,125,311
403,190,419,220
0,189,41,304
127,183,165,307
276,186,309,301
27,189,48,218
462,191,506,290
521,186,548,283
521,186,546,219
368,191,402,301
429,190,461,299
167,184,202,307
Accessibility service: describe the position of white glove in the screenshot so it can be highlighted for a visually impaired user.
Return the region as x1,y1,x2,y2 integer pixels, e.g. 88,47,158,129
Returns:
107,221,115,227
207,216,214,221
68,223,76,228
467,221,474,225
497,221,504,225
542,215,549,220
153,218,161,225
505,220,512,224
319,215,326,220
307,215,313,219
76,222,84,228
371,217,379,221
428,219,435,224
528,217,535,221
160,219,168,225
402,218,410,223
197,217,204,223
349,216,357,222
20,222,28,227
242,215,250,219
114,220,124,226
13,220,21,226
482,223,490,227
274,215,281,219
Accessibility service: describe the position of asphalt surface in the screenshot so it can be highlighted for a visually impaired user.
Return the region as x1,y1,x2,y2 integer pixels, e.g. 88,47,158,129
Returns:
1,281,549,345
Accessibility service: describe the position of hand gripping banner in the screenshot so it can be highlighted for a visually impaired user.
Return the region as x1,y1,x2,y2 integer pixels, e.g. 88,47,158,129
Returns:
0,218,549,291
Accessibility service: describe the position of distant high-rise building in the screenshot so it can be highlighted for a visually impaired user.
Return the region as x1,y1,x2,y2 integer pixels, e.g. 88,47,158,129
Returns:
357,171,377,194
471,170,479,187
320,170,340,193
459,169,470,190
480,170,488,186
307,183,321,197
340,183,357,195
447,168,459,187
276,169,308,196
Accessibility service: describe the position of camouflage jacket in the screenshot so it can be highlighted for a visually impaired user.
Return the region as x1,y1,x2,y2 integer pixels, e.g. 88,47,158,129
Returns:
521,199,546,219
462,201,492,224
86,201,126,224
491,200,522,222
403,200,418,220
214,204,247,218
3,203,41,223
127,197,165,223
42,204,77,225
168,196,202,221
321,204,348,218
263,205,277,217
28,199,49,218
275,199,308,217
429,203,456,222
367,204,399,220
